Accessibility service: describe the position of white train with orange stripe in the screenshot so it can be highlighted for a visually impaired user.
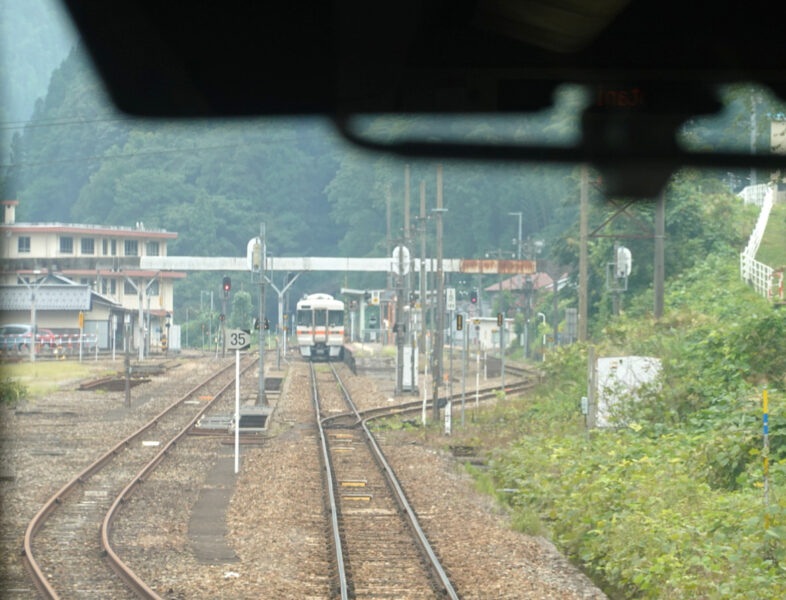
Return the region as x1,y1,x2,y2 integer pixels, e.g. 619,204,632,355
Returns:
296,293,345,360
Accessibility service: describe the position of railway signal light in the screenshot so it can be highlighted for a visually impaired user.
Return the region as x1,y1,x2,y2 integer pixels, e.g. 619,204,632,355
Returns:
497,312,503,326
456,314,463,331
253,317,260,330
222,276,231,293
219,313,225,321
470,289,478,304
263,318,270,330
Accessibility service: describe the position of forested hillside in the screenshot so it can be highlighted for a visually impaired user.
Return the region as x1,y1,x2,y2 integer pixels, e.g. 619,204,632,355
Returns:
0,0,76,158
4,41,785,322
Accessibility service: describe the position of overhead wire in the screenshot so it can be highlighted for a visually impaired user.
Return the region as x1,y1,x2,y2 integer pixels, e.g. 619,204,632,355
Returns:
0,129,340,170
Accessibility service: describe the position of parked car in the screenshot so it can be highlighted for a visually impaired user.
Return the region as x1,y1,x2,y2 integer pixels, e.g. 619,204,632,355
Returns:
0,324,58,355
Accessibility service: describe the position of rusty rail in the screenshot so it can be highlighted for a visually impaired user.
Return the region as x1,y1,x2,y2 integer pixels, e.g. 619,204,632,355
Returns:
22,357,253,599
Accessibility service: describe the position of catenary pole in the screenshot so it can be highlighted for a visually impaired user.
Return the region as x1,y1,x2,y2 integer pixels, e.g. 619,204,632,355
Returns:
579,164,588,342
258,223,267,406
432,166,445,422
654,188,666,319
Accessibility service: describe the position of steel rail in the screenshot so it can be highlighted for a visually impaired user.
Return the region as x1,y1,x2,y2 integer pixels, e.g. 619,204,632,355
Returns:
100,356,257,598
309,362,349,600
328,363,461,600
322,378,537,428
21,357,247,600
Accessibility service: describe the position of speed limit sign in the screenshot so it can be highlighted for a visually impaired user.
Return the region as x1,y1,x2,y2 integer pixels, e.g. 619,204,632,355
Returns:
226,328,251,350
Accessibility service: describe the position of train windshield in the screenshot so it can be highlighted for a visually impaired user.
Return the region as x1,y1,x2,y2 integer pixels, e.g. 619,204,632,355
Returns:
314,310,326,326
296,310,311,327
328,311,343,327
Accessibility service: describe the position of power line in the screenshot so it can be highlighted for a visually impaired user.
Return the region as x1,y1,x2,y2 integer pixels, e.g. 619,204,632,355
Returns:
0,115,135,132
0,131,333,170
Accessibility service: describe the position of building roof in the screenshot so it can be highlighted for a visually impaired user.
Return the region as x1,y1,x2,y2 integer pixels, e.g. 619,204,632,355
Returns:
8,269,187,280
484,272,559,293
0,282,121,311
1,222,177,239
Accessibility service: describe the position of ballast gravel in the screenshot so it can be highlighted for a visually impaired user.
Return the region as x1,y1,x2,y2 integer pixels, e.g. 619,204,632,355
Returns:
1,354,607,599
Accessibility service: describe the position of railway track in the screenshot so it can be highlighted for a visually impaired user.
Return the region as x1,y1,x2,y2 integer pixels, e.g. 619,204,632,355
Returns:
311,362,460,599
22,356,255,600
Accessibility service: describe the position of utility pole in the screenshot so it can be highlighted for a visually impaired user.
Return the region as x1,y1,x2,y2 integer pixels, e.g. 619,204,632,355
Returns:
395,239,405,394
509,211,523,260
386,184,393,291
654,189,665,319
750,91,758,189
19,271,45,363
221,280,228,358
124,316,131,408
579,164,589,342
461,317,467,427
432,165,446,422
612,242,620,316
258,223,267,406
498,255,505,389
137,282,144,361
404,165,415,390
419,180,428,403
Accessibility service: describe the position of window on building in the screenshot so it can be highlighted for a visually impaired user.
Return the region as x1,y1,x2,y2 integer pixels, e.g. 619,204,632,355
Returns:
111,239,117,255
101,279,107,294
17,236,30,253
81,238,95,254
124,280,136,295
147,279,160,295
124,240,138,256
146,241,159,256
60,236,73,253
102,239,108,255
110,280,116,295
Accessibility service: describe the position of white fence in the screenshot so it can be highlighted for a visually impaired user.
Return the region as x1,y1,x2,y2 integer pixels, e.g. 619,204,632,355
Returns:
740,253,774,298
739,184,780,299
738,183,771,206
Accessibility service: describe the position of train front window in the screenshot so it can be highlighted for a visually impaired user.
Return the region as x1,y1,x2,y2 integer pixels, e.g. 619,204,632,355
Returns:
314,310,326,326
328,311,343,327
296,310,312,327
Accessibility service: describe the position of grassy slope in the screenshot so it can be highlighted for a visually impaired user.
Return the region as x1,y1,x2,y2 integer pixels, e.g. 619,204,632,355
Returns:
0,361,111,398
756,201,786,269
445,256,786,599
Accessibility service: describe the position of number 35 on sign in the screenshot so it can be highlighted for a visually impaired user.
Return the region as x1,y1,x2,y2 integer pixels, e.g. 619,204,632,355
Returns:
226,329,251,350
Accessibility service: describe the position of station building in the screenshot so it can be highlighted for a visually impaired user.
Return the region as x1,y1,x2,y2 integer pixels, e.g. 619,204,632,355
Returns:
0,199,185,353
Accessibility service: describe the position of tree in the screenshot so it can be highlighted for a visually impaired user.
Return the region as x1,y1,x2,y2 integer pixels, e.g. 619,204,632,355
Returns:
230,290,252,329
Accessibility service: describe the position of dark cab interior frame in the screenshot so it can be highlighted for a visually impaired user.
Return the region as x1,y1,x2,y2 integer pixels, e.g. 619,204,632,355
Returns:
61,0,786,197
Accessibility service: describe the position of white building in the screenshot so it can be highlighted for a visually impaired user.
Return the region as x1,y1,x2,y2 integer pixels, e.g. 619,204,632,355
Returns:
0,200,185,352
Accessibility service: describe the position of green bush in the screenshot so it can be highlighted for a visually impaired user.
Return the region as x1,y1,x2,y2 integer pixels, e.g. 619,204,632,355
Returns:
477,254,786,598
0,378,27,406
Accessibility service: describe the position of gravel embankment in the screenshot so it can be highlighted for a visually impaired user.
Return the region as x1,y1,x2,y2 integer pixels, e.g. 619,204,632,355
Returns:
2,354,607,599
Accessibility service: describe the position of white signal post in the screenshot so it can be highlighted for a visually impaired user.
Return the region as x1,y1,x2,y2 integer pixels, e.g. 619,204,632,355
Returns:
445,288,455,436
226,328,250,474
78,311,84,362
235,345,240,474
474,319,480,412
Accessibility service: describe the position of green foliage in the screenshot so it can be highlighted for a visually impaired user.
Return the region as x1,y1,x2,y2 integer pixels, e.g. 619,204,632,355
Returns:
756,202,786,268
472,249,786,598
0,378,27,406
492,428,786,599
230,290,253,329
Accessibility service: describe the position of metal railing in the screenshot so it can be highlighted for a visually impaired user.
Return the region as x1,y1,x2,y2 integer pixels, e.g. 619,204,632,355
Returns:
740,184,776,299
740,254,774,298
